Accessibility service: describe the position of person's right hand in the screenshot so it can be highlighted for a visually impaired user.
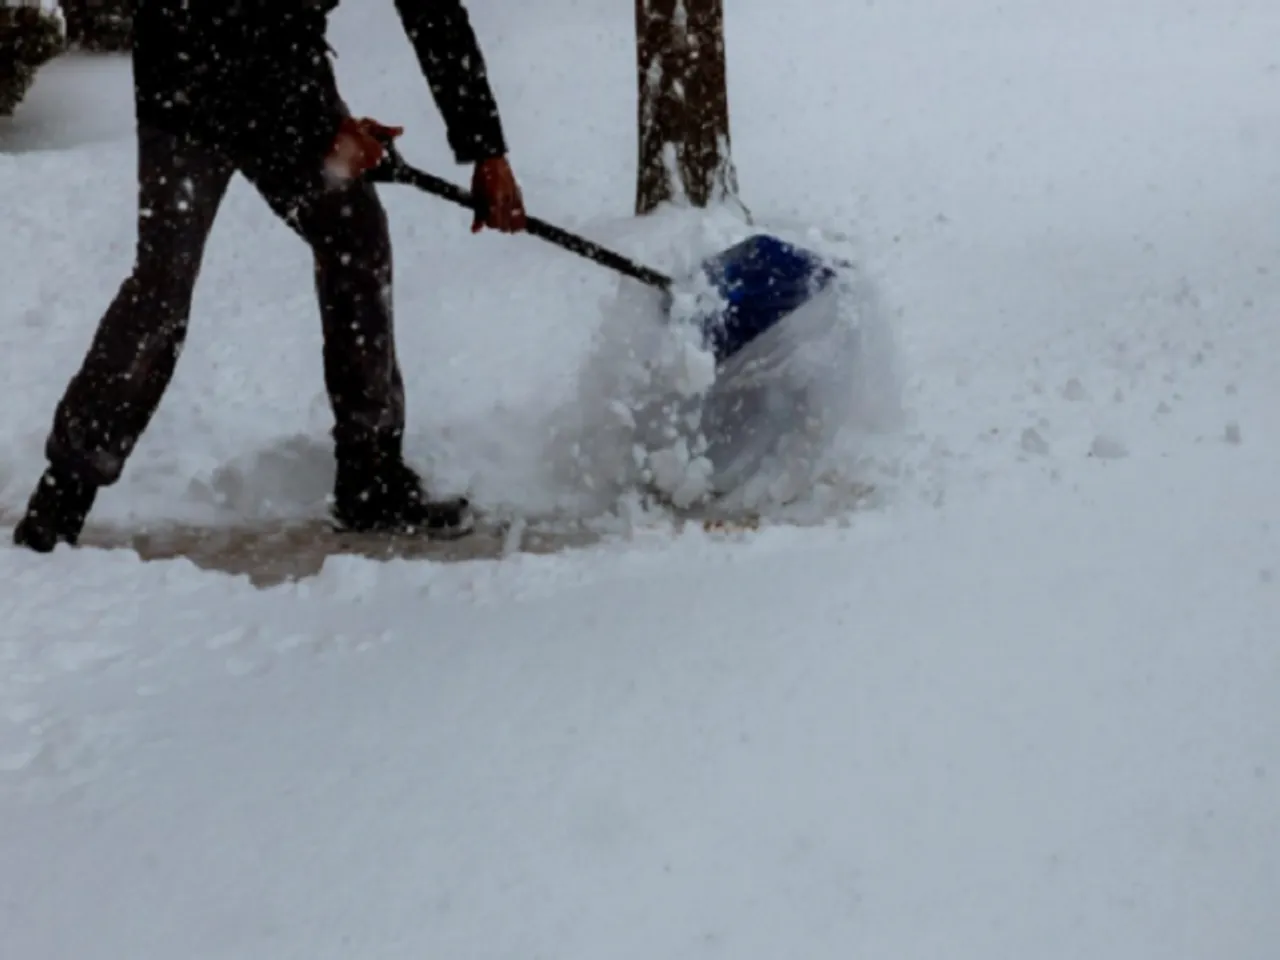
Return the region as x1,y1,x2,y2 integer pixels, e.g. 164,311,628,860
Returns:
325,116,404,183
470,156,527,234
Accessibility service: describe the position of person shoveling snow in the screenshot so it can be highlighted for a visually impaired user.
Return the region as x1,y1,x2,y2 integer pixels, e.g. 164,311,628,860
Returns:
13,1,875,554
13,0,529,553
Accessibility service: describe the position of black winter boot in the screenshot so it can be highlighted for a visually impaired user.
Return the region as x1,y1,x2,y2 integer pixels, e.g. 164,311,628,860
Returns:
13,466,98,553
331,446,474,539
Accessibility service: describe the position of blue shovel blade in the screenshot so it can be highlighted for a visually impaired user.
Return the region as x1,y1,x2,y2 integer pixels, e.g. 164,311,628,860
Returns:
693,234,838,365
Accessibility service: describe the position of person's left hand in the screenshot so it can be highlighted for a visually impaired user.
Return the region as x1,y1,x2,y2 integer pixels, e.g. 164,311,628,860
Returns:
325,116,404,182
471,156,527,233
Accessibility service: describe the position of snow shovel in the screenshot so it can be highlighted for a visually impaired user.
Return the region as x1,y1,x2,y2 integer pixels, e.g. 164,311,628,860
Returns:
366,144,843,367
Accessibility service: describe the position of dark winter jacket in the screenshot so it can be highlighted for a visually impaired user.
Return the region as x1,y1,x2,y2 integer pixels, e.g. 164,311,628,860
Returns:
132,0,507,176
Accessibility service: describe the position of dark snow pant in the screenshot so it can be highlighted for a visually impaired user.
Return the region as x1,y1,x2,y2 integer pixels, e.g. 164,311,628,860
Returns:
44,124,405,488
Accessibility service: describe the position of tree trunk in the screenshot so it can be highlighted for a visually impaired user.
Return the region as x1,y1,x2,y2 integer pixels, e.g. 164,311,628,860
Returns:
634,0,740,215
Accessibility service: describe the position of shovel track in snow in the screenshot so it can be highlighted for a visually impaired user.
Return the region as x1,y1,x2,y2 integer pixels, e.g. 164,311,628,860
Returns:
76,516,601,586
3,482,876,588
94,511,793,587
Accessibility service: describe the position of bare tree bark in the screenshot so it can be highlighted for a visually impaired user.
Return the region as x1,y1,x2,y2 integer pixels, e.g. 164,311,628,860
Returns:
634,0,741,216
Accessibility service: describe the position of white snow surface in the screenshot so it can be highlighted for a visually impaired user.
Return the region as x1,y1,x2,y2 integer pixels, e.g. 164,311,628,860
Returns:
2,0,1280,957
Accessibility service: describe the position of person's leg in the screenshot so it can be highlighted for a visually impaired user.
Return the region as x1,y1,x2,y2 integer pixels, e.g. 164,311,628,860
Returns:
249,169,472,537
276,174,406,456
14,127,234,551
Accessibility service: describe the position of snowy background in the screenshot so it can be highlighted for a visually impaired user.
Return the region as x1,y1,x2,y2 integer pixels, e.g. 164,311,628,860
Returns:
2,0,1279,957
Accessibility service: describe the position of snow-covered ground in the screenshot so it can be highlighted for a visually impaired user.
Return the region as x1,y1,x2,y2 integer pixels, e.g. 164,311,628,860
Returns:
2,0,1279,957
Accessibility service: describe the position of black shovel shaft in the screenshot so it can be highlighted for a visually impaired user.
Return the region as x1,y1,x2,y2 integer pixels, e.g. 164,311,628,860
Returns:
371,156,673,292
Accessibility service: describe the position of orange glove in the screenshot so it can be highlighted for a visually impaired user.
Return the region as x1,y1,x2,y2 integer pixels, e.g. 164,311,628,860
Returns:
325,116,404,183
470,156,527,234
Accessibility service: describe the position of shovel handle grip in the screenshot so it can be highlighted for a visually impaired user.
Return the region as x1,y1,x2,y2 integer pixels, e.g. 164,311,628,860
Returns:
369,151,672,292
